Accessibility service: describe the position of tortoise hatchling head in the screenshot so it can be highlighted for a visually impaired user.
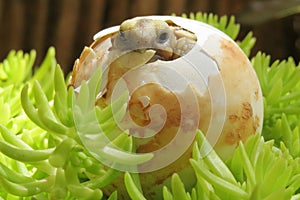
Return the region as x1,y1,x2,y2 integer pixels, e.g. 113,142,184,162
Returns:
110,18,197,60
112,19,176,52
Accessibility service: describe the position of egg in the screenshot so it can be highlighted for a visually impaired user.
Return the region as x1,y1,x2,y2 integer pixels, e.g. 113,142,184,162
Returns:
69,15,263,199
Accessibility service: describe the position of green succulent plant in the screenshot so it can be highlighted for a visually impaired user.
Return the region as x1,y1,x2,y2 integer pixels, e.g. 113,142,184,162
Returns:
0,12,299,200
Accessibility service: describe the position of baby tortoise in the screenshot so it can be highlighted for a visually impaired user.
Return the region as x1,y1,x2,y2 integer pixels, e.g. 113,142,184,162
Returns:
69,18,197,89
110,18,197,60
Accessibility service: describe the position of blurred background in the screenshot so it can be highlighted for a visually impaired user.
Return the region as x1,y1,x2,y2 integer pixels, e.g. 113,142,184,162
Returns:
0,0,300,73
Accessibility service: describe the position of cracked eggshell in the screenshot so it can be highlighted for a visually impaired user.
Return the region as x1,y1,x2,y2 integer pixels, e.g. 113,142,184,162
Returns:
70,15,263,200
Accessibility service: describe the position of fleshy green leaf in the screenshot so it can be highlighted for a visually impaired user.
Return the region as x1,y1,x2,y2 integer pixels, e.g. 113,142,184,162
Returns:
124,172,146,200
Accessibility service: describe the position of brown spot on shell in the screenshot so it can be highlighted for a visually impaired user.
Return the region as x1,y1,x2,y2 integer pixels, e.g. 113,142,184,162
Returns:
241,102,253,120
224,102,256,146
228,114,239,122
253,115,260,132
254,88,260,101
225,131,237,145
220,39,249,71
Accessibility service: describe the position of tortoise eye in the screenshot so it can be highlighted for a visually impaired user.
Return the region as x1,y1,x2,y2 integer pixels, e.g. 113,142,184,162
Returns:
119,31,126,41
157,32,169,43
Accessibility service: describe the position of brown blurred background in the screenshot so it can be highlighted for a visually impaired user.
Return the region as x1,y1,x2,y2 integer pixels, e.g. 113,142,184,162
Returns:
0,0,300,73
